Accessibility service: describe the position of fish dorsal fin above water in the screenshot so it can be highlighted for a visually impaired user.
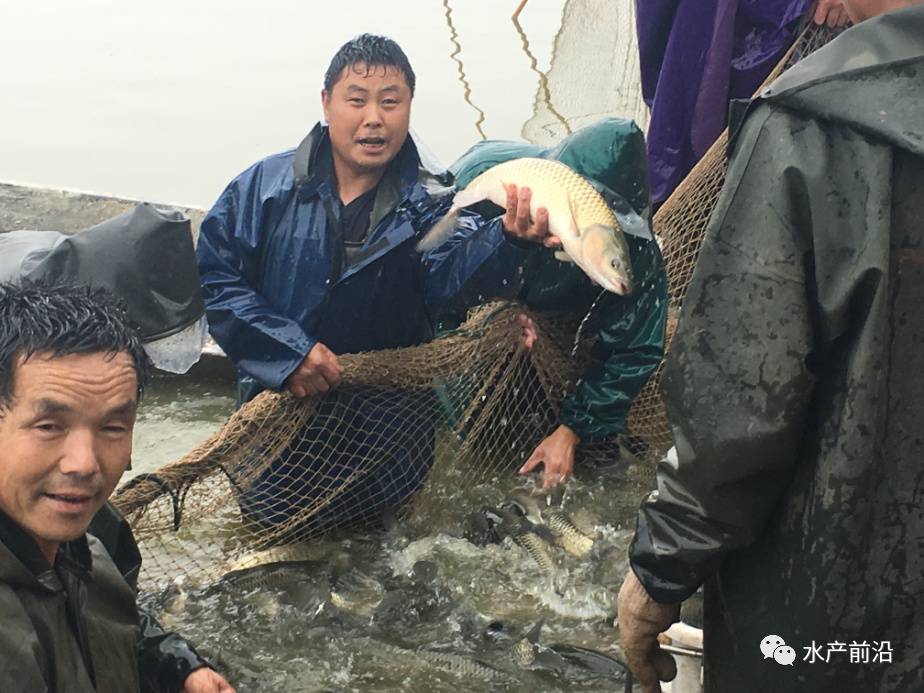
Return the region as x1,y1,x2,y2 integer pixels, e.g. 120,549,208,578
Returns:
526,620,544,644
451,187,489,211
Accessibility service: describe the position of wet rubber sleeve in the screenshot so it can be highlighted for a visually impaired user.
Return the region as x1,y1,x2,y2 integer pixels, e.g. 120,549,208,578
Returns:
136,613,210,693
558,235,667,440
628,108,831,602
197,180,316,390
90,505,210,693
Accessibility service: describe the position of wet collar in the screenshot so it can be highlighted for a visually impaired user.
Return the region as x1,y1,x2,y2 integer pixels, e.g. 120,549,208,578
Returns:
0,508,92,583
293,122,428,202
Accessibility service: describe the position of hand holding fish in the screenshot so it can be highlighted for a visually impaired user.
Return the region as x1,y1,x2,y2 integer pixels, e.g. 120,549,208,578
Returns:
416,159,633,295
519,424,579,488
501,184,560,247
284,341,343,397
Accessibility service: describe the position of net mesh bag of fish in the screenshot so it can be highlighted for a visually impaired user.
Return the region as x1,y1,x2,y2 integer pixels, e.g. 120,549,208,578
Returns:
112,22,839,593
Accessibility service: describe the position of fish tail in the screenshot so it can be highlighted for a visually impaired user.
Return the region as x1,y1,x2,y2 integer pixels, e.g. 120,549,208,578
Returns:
415,207,461,252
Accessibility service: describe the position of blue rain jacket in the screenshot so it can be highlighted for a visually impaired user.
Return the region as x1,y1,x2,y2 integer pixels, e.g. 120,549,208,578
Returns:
197,123,532,402
197,124,534,533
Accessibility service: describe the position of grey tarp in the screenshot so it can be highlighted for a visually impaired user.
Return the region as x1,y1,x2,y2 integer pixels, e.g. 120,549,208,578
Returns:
0,203,203,341
628,6,924,691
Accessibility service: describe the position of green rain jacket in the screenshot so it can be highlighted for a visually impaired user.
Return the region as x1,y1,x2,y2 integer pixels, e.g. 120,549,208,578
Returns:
0,504,208,692
628,7,924,691
450,119,668,442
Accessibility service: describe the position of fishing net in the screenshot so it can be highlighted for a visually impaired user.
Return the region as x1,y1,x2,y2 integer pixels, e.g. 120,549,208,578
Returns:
113,21,839,592
116,303,645,589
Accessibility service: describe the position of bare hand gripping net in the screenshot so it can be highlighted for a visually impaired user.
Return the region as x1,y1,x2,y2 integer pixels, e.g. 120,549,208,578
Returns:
112,23,837,592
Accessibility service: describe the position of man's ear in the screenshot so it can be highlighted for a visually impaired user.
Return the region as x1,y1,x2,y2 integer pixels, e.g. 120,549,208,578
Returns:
321,89,331,120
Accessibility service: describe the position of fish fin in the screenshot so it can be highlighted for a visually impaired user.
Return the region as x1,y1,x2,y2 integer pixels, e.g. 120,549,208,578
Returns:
568,195,581,237
526,620,544,644
415,208,460,252
553,251,574,264
453,187,490,209
415,185,494,252
545,486,566,507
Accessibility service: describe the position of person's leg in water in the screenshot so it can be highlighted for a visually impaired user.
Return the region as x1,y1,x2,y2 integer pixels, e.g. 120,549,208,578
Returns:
235,388,437,539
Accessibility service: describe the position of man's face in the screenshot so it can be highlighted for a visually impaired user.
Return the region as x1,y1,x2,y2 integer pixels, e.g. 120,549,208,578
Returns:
0,351,138,561
322,62,412,180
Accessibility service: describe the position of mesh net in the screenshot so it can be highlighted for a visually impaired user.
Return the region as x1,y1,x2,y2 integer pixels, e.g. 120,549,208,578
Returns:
113,22,838,593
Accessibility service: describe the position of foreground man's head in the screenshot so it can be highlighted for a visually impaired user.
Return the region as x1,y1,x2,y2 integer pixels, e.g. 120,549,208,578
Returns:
0,282,149,563
321,33,416,179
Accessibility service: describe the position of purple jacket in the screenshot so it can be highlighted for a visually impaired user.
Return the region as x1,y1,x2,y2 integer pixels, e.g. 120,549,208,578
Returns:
637,0,810,205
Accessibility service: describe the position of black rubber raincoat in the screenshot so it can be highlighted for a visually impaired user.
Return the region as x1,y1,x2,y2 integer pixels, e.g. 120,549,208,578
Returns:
628,7,924,691
0,504,208,692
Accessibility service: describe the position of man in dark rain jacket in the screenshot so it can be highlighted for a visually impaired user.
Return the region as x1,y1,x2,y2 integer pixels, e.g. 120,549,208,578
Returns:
617,3,924,692
447,120,667,489
196,35,550,532
0,282,233,693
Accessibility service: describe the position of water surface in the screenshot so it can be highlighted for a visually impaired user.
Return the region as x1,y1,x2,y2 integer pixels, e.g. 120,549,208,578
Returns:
0,0,644,209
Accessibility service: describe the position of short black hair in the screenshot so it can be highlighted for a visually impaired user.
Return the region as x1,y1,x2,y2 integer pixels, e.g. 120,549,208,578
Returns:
0,281,150,410
324,34,416,95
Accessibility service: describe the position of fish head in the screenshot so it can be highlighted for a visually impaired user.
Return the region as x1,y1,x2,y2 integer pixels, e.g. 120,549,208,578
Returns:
578,224,633,295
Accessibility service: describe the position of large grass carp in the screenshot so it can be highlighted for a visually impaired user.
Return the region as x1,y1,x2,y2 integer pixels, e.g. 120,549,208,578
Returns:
416,157,633,294
514,622,627,680
364,639,518,685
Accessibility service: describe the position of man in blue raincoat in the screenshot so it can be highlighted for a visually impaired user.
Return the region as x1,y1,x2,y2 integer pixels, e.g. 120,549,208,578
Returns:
196,35,552,534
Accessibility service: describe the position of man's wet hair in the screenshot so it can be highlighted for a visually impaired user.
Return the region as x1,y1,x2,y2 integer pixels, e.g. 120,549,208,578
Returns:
324,34,416,95
0,281,150,410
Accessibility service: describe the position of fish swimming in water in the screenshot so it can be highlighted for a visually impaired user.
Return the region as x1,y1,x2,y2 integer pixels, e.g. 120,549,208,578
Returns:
219,559,319,593
371,560,452,625
485,505,557,576
220,542,327,574
514,622,627,680
363,638,517,685
416,157,633,295
509,489,595,559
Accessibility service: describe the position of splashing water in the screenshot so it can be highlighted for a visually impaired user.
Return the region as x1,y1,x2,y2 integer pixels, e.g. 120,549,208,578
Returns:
571,289,607,357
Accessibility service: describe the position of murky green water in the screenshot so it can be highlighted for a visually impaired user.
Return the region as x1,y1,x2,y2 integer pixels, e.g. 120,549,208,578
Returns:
130,372,237,480
130,371,652,692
